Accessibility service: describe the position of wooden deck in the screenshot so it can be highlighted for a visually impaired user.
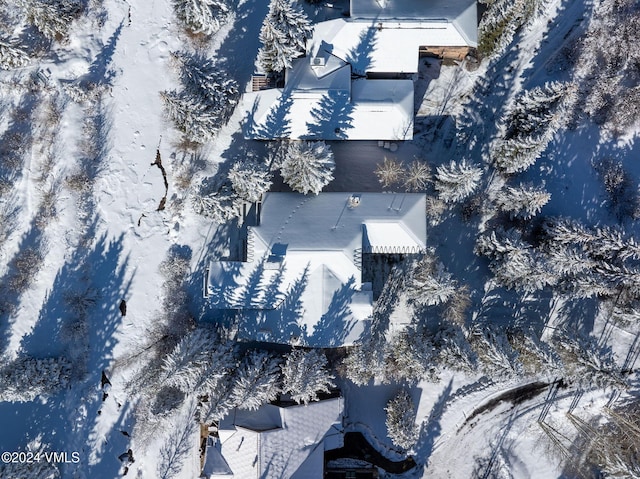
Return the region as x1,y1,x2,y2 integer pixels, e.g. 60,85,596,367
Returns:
251,74,276,92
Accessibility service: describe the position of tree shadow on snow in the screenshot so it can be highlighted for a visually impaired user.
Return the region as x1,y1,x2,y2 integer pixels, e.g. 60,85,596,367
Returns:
0,216,48,354
344,24,378,77
413,378,453,472
21,217,134,376
304,90,354,140
85,21,124,85
309,276,358,347
215,0,270,91
245,89,294,139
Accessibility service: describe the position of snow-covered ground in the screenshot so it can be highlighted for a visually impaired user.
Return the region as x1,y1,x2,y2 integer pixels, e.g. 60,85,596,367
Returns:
1,0,639,478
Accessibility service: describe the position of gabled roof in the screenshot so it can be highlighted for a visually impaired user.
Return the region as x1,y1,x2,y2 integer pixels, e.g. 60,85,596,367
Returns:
349,0,478,47
207,193,427,347
244,77,413,141
201,437,233,478
309,18,474,75
217,398,344,479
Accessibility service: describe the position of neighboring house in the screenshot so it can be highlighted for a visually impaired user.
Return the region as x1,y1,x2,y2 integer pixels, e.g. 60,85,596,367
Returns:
244,0,477,141
205,192,427,347
201,396,344,478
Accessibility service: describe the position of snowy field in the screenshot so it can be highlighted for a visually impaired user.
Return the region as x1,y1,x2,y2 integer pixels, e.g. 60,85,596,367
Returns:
1,0,639,478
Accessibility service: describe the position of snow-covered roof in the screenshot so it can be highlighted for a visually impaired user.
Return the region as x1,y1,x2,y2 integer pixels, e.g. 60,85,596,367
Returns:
201,437,233,478
363,221,425,252
349,0,478,47
254,193,426,254
285,56,350,94
244,77,413,141
309,18,473,75
217,398,344,479
207,193,427,347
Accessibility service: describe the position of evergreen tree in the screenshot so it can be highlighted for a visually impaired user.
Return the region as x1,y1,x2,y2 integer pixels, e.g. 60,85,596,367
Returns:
258,21,299,74
257,0,312,73
385,390,418,450
406,257,457,307
0,438,59,478
0,356,71,402
192,184,242,223
435,325,476,373
173,51,239,122
375,157,405,189
468,324,522,378
162,52,238,143
0,37,30,70
384,329,436,383
161,90,220,144
281,349,335,405
21,0,83,40
552,331,624,388
478,0,548,57
343,339,384,386
494,183,550,219
228,161,272,203
476,230,558,292
491,82,575,174
508,329,562,376
435,159,482,203
280,140,335,194
197,376,235,422
230,351,281,410
161,328,236,396
172,0,231,35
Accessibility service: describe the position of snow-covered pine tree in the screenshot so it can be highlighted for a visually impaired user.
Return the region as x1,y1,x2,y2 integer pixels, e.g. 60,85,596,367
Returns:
494,183,550,219
162,329,214,393
172,0,231,35
280,140,335,194
434,159,482,203
476,229,558,292
21,0,83,41
192,184,242,223
434,324,476,373
160,90,219,143
375,157,405,189
552,331,624,389
230,350,281,410
491,82,575,174
468,324,522,378
228,160,272,203
478,0,548,57
162,53,238,143
406,257,457,307
257,0,312,73
403,160,431,192
281,349,335,405
257,21,299,74
384,329,436,383
173,51,239,124
343,339,384,386
0,438,59,479
508,328,563,376
0,37,30,70
197,376,235,422
385,390,419,450
542,217,594,246
161,328,236,396
0,356,71,402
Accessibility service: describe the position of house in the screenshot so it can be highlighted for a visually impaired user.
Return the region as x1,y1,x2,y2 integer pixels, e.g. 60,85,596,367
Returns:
205,192,427,347
243,0,477,140
202,396,344,478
